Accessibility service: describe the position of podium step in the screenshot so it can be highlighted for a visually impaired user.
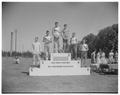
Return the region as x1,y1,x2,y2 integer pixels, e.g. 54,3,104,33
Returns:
29,67,90,76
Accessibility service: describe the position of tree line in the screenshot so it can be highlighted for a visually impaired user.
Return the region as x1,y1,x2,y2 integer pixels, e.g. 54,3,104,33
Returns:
2,51,45,58
2,51,33,58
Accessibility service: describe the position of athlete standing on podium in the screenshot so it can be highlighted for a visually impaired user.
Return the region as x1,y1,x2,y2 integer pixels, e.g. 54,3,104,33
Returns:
61,24,69,53
52,22,61,53
43,30,52,60
70,32,77,60
32,37,41,67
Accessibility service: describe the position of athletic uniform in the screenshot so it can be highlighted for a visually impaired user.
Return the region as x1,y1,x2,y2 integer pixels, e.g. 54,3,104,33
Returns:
52,26,61,53
32,42,41,66
43,35,52,60
62,28,69,53
70,37,77,59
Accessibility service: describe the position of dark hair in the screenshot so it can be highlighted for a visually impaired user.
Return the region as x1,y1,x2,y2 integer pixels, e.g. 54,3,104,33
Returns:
72,32,75,35
46,30,49,33
35,36,38,39
55,22,58,24
64,24,67,27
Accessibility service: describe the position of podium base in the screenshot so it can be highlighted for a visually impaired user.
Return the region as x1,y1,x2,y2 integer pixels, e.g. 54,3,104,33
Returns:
29,60,90,76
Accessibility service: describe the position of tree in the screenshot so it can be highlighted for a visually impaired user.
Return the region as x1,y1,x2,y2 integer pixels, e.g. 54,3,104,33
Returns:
81,24,118,58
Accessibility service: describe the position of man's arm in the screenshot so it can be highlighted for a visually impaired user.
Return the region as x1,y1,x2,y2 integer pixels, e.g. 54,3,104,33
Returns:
59,27,62,36
32,43,34,51
39,43,41,54
52,28,54,36
67,30,70,44
43,36,45,42
91,52,93,56
76,38,77,43
61,29,64,38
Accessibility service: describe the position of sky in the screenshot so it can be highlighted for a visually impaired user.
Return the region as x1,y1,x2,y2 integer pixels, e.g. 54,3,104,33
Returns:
2,2,118,52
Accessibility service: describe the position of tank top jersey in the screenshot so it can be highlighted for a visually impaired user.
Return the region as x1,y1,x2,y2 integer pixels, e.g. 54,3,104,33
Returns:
62,29,69,40
32,42,41,54
71,37,77,44
43,35,51,44
53,27,60,38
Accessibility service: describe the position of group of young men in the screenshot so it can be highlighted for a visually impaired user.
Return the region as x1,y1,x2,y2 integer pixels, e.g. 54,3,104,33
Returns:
32,22,89,66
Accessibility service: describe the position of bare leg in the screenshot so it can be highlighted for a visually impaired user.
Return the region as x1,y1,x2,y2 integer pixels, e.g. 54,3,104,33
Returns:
46,46,50,60
53,40,56,53
65,41,67,53
48,46,50,60
73,45,75,59
33,54,36,65
84,52,87,67
66,41,68,53
45,46,48,60
44,45,47,60
37,54,41,67
63,41,65,53
71,45,74,60
81,52,84,67
57,39,60,53
75,44,77,60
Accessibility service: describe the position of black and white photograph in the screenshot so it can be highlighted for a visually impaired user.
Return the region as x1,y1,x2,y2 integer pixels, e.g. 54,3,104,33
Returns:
2,1,118,93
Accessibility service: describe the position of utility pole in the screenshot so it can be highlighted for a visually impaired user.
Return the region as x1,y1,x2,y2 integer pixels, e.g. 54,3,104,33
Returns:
15,29,17,53
22,44,24,57
10,32,13,56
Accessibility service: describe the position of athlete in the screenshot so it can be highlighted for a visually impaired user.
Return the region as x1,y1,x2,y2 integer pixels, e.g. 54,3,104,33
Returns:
61,24,69,53
43,30,52,60
32,37,41,67
52,22,61,53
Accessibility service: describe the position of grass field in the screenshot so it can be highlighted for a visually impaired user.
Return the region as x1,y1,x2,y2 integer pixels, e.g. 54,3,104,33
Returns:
2,57,118,93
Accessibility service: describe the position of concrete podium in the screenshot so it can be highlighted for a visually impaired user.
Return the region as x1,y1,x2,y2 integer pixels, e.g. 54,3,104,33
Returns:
29,53,90,76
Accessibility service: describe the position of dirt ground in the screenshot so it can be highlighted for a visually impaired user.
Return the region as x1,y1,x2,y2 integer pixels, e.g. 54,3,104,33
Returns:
2,57,118,93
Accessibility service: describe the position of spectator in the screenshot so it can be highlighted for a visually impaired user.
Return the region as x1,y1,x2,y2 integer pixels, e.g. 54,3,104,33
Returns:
99,50,109,73
108,49,114,64
114,51,118,64
70,32,77,60
91,50,96,64
15,56,20,64
81,39,89,67
96,49,102,69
